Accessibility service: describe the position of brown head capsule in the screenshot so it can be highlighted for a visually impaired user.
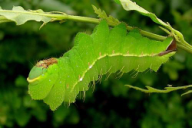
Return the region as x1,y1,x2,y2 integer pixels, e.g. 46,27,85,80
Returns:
36,58,58,68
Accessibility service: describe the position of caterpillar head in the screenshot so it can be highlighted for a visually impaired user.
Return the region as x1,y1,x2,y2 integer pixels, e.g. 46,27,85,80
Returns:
27,58,59,99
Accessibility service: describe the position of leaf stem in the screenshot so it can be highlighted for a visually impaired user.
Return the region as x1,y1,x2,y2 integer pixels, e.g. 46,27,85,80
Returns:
50,14,167,41
177,40,192,54
0,9,167,41
1,9,192,54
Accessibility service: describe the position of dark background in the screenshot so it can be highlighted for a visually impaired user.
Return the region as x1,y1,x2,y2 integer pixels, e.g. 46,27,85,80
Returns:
0,0,192,127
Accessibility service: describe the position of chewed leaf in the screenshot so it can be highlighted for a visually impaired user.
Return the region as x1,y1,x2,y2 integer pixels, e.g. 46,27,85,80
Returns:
126,84,192,96
119,0,168,28
181,90,192,96
125,85,174,93
92,5,120,26
0,6,51,25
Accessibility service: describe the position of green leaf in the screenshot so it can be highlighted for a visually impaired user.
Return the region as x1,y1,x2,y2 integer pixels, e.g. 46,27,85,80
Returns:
126,84,192,96
119,0,168,28
92,5,120,26
0,6,51,25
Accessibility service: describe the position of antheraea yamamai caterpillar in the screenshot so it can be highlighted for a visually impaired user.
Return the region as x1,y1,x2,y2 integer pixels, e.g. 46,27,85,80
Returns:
27,20,176,111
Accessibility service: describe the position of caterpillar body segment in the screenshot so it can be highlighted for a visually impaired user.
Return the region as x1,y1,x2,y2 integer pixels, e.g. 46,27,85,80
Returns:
27,20,176,110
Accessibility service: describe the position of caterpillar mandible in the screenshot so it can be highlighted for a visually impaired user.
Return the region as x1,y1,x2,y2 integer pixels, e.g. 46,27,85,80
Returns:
27,20,176,111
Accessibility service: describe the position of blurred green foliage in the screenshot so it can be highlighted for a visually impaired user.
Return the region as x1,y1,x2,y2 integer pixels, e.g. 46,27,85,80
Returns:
0,0,192,127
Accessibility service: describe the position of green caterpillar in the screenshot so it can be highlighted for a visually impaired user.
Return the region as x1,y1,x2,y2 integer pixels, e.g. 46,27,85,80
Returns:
27,20,176,111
